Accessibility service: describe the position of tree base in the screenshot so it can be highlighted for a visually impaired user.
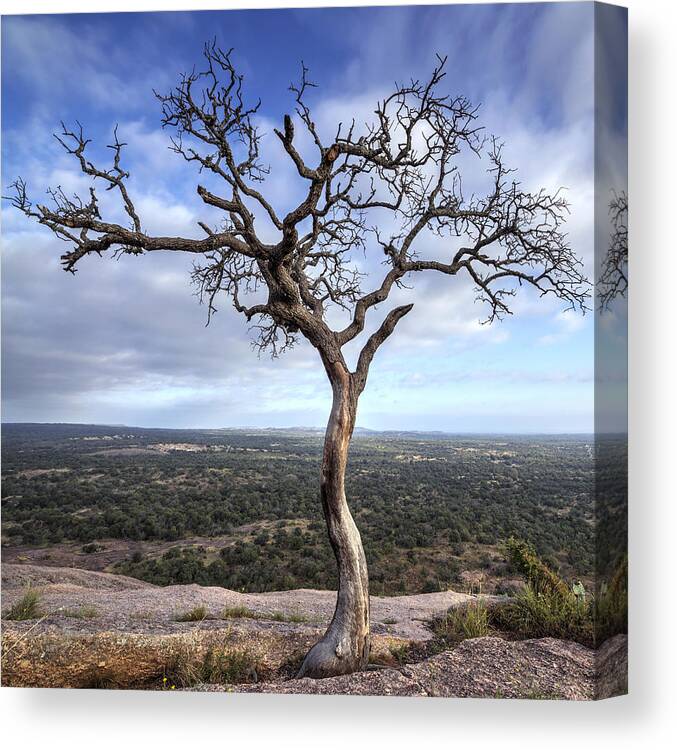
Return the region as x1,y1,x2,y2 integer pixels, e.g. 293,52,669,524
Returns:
297,629,370,679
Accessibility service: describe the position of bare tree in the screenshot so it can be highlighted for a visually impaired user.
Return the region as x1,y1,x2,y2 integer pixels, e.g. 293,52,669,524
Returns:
598,191,628,310
6,43,589,679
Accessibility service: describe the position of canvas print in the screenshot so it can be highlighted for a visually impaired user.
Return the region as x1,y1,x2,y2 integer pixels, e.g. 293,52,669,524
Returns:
1,2,628,699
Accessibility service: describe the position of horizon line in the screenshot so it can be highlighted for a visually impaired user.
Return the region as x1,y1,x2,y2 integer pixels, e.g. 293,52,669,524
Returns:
0,420,607,436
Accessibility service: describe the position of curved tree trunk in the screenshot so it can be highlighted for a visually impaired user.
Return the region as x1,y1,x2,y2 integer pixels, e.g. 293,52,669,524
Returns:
297,372,370,678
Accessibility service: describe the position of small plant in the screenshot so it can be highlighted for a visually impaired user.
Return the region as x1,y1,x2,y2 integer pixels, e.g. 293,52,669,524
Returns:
175,605,209,622
3,587,42,621
161,676,177,691
433,600,491,644
63,605,98,619
221,605,260,620
388,642,411,665
382,617,398,625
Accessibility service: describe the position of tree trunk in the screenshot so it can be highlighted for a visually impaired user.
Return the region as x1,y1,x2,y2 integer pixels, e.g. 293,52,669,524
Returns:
297,372,370,678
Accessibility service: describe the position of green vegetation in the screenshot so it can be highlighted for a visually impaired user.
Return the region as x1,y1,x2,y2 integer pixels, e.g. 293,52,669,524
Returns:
491,543,627,647
3,587,42,621
433,600,491,644
387,642,411,665
491,584,594,646
81,542,103,554
174,605,209,622
1,424,626,596
423,543,627,649
221,605,259,620
503,537,571,598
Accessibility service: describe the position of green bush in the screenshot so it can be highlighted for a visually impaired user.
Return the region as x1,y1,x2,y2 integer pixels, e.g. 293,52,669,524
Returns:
433,600,491,643
3,587,42,621
490,584,593,646
494,541,628,648
503,537,570,599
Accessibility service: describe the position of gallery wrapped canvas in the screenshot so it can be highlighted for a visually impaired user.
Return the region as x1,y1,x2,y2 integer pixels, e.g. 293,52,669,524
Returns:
1,1,627,699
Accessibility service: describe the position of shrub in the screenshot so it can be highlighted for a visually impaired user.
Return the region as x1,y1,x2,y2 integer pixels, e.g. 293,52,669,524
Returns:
495,540,627,648
490,584,594,646
503,537,570,599
163,643,258,687
3,587,42,621
433,600,491,643
175,605,209,622
494,539,593,645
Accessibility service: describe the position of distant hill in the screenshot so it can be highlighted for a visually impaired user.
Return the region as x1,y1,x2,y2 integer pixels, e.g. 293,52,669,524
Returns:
2,422,594,440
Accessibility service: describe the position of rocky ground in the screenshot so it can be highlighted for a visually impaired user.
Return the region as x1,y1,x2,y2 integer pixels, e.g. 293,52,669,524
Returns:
1,563,627,699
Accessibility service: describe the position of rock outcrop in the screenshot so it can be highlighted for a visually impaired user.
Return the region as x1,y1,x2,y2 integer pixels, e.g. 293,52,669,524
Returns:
1,563,627,698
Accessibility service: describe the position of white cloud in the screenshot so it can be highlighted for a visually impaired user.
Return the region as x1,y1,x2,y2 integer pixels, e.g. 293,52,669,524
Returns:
1,5,600,431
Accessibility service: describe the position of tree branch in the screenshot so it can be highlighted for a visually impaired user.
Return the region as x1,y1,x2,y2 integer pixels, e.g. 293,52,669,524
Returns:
5,45,590,367
353,303,414,392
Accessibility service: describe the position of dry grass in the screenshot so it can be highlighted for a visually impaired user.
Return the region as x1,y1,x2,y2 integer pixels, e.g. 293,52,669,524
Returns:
220,606,311,623
221,605,260,620
62,605,98,619
175,605,209,622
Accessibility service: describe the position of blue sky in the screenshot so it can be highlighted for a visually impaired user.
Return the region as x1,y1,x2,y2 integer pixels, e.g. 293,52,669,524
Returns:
1,3,623,432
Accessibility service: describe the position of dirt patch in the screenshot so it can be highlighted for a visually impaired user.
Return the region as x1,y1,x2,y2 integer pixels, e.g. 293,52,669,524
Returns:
210,636,628,700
